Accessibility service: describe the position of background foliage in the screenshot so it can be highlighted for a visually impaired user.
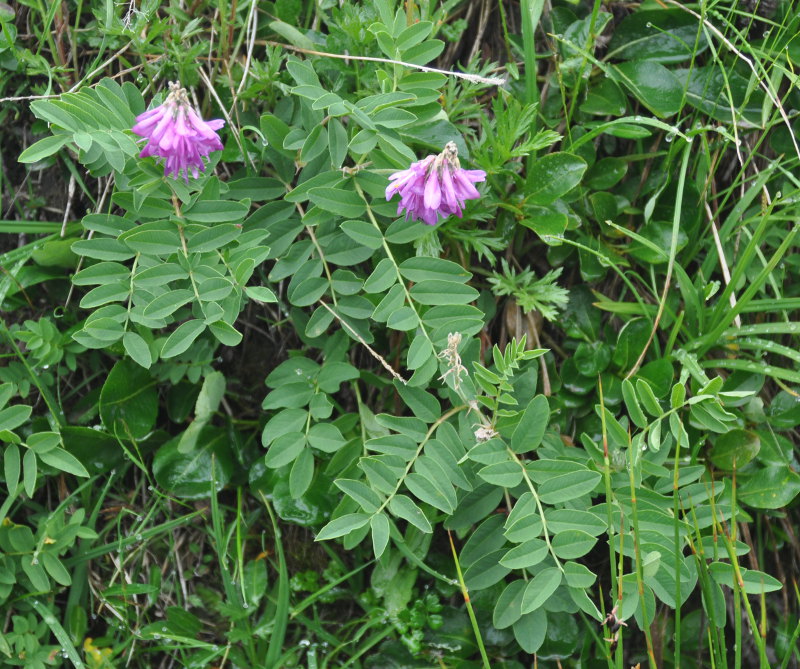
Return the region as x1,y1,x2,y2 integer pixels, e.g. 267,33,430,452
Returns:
1,0,800,667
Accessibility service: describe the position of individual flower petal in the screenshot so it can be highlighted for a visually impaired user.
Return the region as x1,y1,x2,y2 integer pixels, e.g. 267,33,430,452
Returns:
385,141,485,226
132,81,225,182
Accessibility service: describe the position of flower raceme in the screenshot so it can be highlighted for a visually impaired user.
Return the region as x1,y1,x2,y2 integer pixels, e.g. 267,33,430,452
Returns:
385,141,486,225
132,82,224,181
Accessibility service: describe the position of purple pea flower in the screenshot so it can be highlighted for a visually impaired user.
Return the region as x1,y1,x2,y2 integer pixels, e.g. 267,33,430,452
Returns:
132,82,225,181
385,142,486,225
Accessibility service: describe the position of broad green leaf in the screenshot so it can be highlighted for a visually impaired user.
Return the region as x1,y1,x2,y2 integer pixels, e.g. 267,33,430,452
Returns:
564,561,598,588
307,187,365,218
545,509,606,536
19,134,70,162
612,61,683,117
335,479,382,512
399,257,470,283
0,404,32,432
552,529,596,559
142,289,195,319
289,448,314,498
370,513,391,559
527,153,587,205
123,229,180,256
478,461,523,488
493,579,527,629
79,282,129,308
513,609,547,654
406,335,434,370
500,539,548,569
363,258,397,293
409,280,479,305
539,470,601,504
388,494,432,532
209,320,243,346
264,432,306,468
38,448,90,477
4,443,20,496
622,378,648,428
243,560,268,607
315,513,371,541
160,320,206,359
405,472,455,514
72,261,130,285
153,427,234,499
521,567,562,613
71,238,135,261
41,552,71,586
288,277,328,307
738,466,800,509
123,331,152,368
187,224,242,253
709,429,760,471
245,286,278,303
134,263,188,287
183,200,249,224
607,9,706,63
23,449,36,497
463,549,510,590
340,220,383,249
511,395,549,453
99,359,158,439
307,423,346,453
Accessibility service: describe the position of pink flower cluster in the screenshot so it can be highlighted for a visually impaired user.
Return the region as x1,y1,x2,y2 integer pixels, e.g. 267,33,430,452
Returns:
385,142,486,225
132,82,224,181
